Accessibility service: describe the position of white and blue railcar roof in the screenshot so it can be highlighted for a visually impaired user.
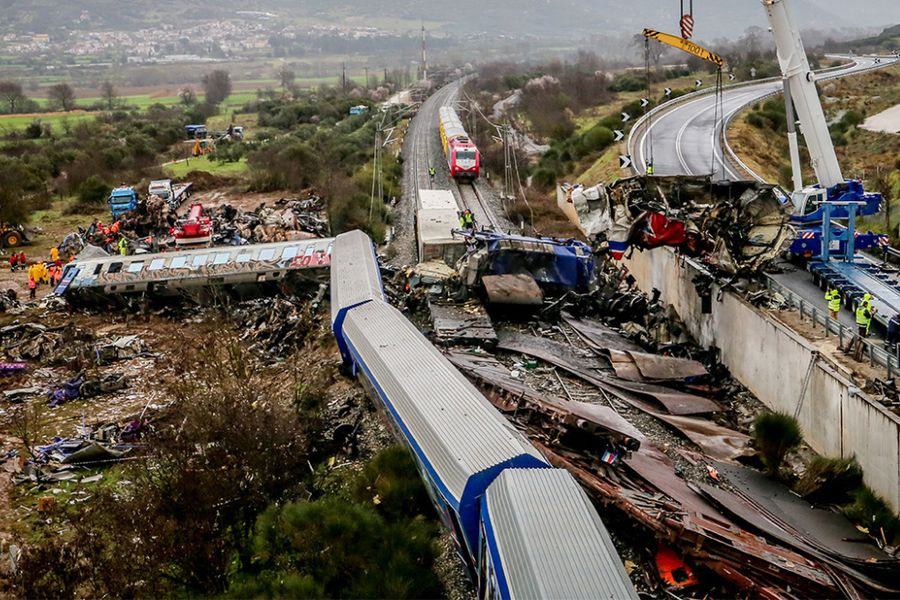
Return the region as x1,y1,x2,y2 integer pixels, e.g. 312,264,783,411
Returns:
329,230,385,326
483,469,637,600
342,300,547,502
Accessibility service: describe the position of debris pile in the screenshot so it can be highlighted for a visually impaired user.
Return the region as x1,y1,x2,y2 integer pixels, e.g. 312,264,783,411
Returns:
0,323,93,362
558,175,792,275
231,293,325,357
210,196,328,245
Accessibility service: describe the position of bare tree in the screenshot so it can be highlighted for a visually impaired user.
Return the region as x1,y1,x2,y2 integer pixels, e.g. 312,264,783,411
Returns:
201,70,232,105
48,83,76,111
0,80,25,113
100,80,117,110
179,86,197,106
278,65,296,92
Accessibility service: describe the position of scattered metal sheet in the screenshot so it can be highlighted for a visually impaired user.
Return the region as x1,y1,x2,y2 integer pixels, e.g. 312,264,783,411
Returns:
428,301,497,345
562,313,644,353
497,330,720,415
482,274,544,305
626,350,708,381
608,350,645,382
652,414,752,461
713,461,900,572
539,443,847,599
496,330,606,372
446,351,643,448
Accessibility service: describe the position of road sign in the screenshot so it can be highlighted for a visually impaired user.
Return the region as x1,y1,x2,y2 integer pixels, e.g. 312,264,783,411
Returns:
621,112,631,122
640,98,649,107
680,14,694,39
729,73,736,81
664,87,672,96
695,79,702,87
613,129,624,142
750,67,757,78
619,155,632,170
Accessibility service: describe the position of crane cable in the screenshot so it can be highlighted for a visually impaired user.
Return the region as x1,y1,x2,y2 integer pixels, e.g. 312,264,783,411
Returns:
645,37,654,174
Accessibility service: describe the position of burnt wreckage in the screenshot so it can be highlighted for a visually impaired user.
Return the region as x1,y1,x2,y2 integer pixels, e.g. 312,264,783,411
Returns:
558,176,792,275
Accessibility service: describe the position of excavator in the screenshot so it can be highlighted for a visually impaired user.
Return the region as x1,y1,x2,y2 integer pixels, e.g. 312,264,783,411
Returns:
0,223,29,248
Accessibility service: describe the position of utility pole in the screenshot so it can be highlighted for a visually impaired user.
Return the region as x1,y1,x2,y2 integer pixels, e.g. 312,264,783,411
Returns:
364,67,369,90
341,62,346,91
421,23,427,81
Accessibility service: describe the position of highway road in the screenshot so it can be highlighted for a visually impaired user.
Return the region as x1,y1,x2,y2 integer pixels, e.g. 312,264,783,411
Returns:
633,56,899,179
632,55,899,343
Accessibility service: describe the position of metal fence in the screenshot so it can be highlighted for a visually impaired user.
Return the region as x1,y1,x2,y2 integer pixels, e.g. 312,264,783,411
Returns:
764,274,900,377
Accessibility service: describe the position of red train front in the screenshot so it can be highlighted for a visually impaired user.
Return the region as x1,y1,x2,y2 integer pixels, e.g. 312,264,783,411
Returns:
438,106,480,179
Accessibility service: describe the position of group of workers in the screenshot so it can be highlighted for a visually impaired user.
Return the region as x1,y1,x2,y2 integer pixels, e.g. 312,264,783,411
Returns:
459,209,476,230
826,286,876,338
5,246,70,300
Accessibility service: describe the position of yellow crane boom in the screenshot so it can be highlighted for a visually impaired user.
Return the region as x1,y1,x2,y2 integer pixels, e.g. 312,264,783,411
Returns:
642,28,725,67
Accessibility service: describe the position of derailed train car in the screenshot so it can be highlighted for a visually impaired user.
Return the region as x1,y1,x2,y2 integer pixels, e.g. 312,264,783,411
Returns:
57,238,333,304
330,230,636,599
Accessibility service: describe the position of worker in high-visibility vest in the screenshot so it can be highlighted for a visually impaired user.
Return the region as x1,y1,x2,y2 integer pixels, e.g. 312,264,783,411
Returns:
856,293,876,337
825,287,841,320
646,162,654,175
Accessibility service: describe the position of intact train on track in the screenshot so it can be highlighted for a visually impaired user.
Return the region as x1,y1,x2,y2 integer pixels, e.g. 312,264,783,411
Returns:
439,106,480,180
330,230,636,600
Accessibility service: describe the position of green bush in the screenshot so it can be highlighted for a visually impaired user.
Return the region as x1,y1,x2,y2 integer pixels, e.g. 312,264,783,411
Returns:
752,411,803,476
582,125,614,153
843,486,900,545
233,497,442,599
531,167,558,190
795,456,863,504
351,446,433,523
77,175,110,205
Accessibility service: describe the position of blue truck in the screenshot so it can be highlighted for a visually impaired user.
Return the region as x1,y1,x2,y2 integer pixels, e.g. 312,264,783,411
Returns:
108,186,139,220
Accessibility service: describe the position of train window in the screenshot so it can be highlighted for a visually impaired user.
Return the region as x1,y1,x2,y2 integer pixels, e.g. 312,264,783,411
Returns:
191,254,209,267
148,258,167,271
236,251,253,263
258,248,277,261
107,262,123,274
281,246,299,260
93,264,103,275
457,150,477,161
213,253,230,265
170,256,188,269
126,262,144,273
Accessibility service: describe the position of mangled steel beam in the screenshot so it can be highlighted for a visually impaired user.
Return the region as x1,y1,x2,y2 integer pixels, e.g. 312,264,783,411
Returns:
446,351,642,458
557,175,792,275
494,331,751,460
537,443,852,599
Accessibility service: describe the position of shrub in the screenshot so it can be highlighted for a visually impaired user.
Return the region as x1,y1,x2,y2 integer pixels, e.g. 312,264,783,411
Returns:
843,486,900,545
77,175,110,205
233,497,442,599
752,411,803,476
582,125,614,153
24,120,42,139
795,456,863,504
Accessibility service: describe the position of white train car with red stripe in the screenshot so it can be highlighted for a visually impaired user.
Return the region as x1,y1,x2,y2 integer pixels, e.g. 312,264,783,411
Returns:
438,106,480,180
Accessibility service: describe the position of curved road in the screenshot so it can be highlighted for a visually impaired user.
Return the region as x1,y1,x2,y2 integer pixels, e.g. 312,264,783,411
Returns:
633,56,899,179
632,54,899,339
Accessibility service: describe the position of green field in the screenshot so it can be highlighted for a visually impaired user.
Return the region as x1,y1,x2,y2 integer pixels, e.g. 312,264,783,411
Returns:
163,156,249,178
0,111,96,135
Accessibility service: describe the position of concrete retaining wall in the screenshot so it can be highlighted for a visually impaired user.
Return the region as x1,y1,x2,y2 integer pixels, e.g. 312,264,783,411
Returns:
624,247,900,511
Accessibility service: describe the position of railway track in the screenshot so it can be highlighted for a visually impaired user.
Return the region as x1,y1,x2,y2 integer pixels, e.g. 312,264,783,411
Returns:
457,180,501,230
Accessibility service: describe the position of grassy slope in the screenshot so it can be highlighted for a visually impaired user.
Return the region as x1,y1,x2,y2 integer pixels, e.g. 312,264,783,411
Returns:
163,156,248,178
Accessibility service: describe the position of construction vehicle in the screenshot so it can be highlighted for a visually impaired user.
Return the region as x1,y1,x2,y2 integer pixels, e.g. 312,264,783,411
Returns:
0,223,29,248
108,186,139,220
758,0,899,339
172,203,213,248
148,179,193,211
185,124,207,139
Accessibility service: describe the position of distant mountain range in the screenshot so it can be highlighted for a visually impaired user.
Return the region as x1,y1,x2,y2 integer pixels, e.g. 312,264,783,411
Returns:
0,0,894,38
